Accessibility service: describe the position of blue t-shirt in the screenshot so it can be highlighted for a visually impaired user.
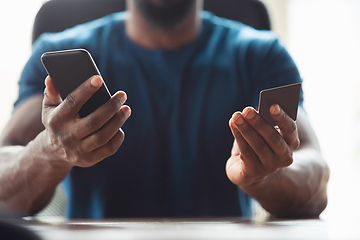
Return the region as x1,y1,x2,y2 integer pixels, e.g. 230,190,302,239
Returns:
16,11,303,218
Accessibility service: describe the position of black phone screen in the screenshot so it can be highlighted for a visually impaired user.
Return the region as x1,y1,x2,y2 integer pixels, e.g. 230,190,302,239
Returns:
41,49,111,117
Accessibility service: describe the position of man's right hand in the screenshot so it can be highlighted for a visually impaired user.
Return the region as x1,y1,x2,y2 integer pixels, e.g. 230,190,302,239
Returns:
42,75,131,168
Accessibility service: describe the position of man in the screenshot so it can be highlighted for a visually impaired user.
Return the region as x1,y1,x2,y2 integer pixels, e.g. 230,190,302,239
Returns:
0,0,329,218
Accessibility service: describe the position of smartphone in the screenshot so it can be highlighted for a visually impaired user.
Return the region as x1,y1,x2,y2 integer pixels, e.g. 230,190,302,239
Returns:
258,83,301,126
41,49,111,118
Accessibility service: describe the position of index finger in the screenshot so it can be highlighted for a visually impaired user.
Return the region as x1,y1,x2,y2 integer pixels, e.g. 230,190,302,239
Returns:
55,75,102,118
239,107,289,158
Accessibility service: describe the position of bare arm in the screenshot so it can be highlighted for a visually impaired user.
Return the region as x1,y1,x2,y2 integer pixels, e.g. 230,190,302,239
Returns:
0,76,131,215
0,133,72,215
0,95,72,215
227,105,329,218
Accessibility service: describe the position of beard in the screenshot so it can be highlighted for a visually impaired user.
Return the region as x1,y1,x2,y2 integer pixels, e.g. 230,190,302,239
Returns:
134,0,197,31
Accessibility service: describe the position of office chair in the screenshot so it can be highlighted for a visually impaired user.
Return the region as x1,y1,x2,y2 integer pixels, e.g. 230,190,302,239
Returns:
32,0,271,43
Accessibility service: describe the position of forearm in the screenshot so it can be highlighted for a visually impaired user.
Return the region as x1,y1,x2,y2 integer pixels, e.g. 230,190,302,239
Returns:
0,131,72,215
242,147,329,218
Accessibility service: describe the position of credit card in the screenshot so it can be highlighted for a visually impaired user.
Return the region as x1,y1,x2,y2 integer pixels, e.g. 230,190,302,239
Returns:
258,83,301,126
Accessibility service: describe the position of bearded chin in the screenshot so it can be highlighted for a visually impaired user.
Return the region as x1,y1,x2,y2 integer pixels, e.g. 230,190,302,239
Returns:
134,0,197,31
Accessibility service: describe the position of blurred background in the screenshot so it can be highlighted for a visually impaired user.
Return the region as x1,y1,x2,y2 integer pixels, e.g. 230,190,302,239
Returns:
0,0,359,220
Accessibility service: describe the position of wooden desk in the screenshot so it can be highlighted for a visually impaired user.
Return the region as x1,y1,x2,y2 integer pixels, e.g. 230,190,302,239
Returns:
17,217,360,240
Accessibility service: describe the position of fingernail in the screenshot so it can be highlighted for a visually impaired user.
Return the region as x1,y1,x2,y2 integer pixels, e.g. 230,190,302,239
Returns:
90,76,101,88
232,112,244,125
121,107,131,118
244,109,256,120
117,92,127,105
271,104,281,115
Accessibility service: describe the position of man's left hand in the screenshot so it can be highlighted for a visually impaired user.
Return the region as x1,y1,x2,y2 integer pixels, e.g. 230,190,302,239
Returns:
227,104,300,189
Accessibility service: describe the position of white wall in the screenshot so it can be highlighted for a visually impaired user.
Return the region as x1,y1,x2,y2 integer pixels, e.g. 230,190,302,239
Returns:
264,0,360,220
262,0,289,43
286,0,360,220
0,0,46,132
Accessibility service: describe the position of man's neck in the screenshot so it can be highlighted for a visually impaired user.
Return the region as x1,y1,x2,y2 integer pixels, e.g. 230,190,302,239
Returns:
125,2,202,50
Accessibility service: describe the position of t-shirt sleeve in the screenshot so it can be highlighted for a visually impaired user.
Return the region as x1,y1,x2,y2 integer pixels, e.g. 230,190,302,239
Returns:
14,35,54,108
245,33,304,108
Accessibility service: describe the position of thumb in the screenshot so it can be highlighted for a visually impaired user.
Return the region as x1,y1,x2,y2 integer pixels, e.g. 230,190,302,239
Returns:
44,76,62,106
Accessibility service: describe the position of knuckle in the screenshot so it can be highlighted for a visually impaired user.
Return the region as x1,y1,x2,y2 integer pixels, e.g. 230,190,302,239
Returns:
81,82,94,95
242,145,254,157
58,130,79,149
85,116,97,131
283,155,294,167
254,117,266,129
106,140,121,155
110,99,121,113
66,154,77,164
109,143,120,155
58,131,71,147
293,138,301,150
68,131,78,143
114,112,125,125
278,146,293,163
269,131,282,145
74,147,84,157
240,124,252,137
287,120,297,134
92,134,105,146
64,93,77,109
254,141,267,154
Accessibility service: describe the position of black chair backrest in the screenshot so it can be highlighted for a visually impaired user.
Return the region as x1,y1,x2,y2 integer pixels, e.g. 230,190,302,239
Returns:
32,0,271,44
